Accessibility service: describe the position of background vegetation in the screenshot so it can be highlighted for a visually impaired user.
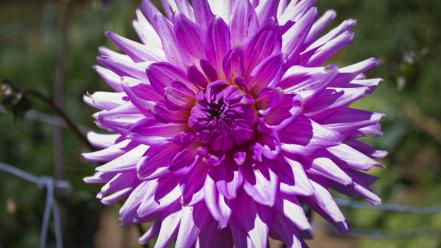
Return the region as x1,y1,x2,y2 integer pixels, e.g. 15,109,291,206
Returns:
1,0,441,247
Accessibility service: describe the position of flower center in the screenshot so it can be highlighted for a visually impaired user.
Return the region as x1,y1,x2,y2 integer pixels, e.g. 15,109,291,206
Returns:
188,81,257,152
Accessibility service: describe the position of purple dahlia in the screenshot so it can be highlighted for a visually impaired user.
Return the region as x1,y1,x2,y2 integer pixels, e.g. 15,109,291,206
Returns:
83,0,386,247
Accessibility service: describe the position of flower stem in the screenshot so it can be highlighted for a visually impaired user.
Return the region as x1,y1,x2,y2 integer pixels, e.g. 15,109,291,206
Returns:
23,89,94,150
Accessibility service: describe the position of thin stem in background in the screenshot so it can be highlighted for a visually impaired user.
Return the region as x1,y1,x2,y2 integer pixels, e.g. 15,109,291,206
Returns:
54,0,71,181
23,89,94,150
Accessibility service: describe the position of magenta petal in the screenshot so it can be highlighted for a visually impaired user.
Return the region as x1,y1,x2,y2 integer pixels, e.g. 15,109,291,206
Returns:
244,22,281,76
139,221,161,245
255,0,279,24
169,143,198,173
174,14,205,59
97,56,148,80
192,0,214,29
137,142,179,178
187,65,208,88
229,0,258,47
249,53,283,94
199,222,234,248
205,17,231,71
222,48,245,82
154,210,181,248
243,166,277,207
280,65,338,101
96,145,148,172
282,7,317,66
204,176,232,228
305,10,337,44
175,204,209,248
280,115,343,155
105,31,164,62
147,62,189,94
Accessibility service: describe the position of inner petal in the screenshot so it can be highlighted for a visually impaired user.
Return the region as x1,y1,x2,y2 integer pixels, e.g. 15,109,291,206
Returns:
188,81,257,152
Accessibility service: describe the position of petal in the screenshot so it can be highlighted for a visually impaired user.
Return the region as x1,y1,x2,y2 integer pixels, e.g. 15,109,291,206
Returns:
249,53,283,94
175,204,210,248
305,86,371,115
312,108,384,137
327,144,380,171
133,9,162,48
93,65,123,91
139,221,161,245
155,210,182,248
198,222,234,248
229,0,258,47
301,31,355,66
204,175,232,228
169,143,198,173
276,194,312,232
281,157,314,196
306,180,348,232
129,118,186,145
280,65,338,100
282,7,317,65
105,31,165,62
279,0,315,25
305,10,337,44
96,144,149,172
280,115,343,155
187,65,208,88
137,142,180,178
82,140,131,162
97,56,149,80
207,0,229,21
193,0,214,29
255,0,279,24
244,22,281,76
310,157,353,185
243,166,277,207
205,17,231,71
222,48,245,82
150,13,189,67
174,14,205,59
147,62,189,94
84,92,126,110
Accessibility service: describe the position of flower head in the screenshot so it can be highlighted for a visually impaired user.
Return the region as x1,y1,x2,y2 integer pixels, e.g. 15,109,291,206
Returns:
84,0,386,247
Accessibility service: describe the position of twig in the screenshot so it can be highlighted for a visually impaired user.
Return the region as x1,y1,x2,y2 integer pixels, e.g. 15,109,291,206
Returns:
53,0,71,181
335,198,441,214
23,90,93,150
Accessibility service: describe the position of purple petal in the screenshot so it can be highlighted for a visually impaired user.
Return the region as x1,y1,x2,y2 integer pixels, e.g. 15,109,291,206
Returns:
244,22,281,76
282,8,317,65
222,48,245,82
305,10,337,44
96,144,148,172
229,0,258,47
204,175,232,228
205,17,231,71
310,157,353,185
280,115,343,155
249,53,283,93
280,65,338,101
174,14,205,59
243,166,278,207
147,62,190,94
105,31,165,62
97,56,149,80
193,0,214,29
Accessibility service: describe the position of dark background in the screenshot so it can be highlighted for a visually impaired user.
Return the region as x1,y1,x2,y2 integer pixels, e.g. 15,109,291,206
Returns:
1,0,441,247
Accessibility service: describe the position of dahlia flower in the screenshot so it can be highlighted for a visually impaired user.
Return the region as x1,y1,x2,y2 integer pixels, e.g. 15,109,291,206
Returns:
83,0,386,247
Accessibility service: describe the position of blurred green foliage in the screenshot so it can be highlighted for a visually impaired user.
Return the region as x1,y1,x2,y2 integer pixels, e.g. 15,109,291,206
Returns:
0,0,441,247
